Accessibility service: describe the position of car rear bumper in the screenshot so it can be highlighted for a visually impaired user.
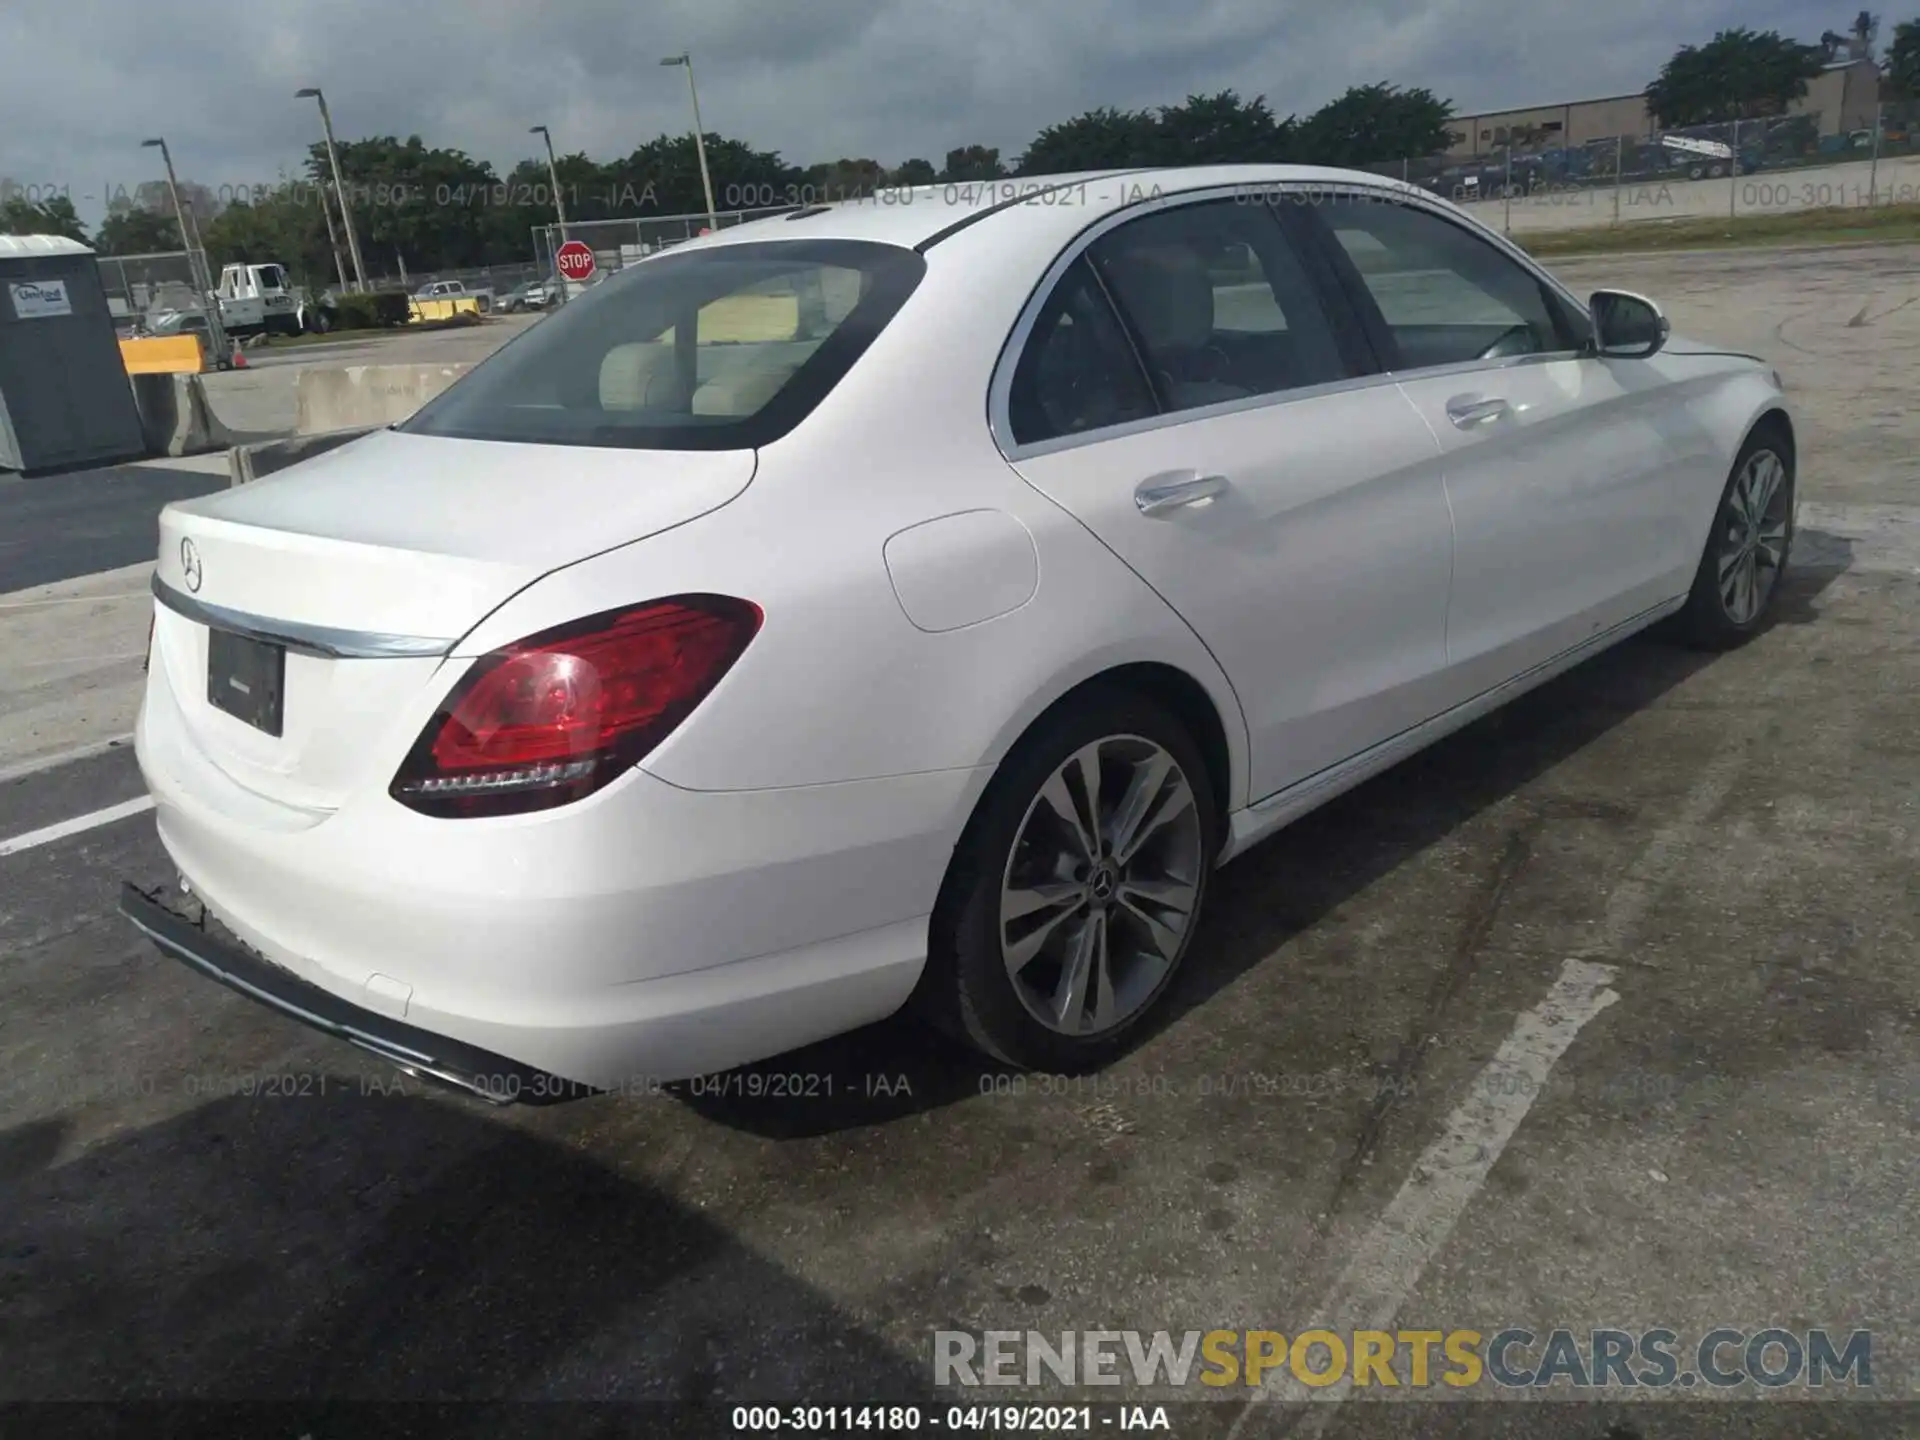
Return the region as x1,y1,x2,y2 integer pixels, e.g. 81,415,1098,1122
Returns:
121,882,546,1104
134,651,987,1089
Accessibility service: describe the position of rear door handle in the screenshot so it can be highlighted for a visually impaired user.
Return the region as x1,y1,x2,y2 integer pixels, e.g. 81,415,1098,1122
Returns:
1446,395,1512,428
1134,472,1229,516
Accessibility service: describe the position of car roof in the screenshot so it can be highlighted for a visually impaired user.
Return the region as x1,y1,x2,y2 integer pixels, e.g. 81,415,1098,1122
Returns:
683,164,1437,255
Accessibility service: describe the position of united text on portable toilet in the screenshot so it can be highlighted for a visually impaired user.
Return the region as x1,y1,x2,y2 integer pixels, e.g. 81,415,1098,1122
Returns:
0,235,148,473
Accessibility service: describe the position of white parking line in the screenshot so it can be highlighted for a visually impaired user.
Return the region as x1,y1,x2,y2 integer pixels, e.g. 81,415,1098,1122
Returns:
0,592,148,610
0,796,154,859
1225,959,1620,1435
1229,751,1745,1435
0,734,137,785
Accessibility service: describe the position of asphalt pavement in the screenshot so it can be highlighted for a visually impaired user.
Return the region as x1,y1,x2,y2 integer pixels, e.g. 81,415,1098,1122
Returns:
0,461,225,593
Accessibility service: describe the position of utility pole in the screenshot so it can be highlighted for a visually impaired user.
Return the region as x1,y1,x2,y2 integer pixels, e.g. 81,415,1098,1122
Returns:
1730,118,1740,219
1613,134,1623,225
297,87,368,291
530,124,569,241
316,179,349,291
140,137,230,362
660,53,719,231
1502,140,1513,234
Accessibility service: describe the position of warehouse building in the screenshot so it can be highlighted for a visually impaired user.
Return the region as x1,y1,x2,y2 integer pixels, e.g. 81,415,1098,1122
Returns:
1444,57,1882,157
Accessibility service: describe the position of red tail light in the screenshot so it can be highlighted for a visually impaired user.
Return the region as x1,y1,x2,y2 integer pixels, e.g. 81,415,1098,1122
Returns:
390,595,761,818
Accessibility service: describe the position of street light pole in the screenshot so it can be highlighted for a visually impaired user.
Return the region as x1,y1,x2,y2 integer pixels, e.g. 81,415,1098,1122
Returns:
297,87,368,291
529,124,569,240
141,137,229,362
316,179,350,291
660,53,718,231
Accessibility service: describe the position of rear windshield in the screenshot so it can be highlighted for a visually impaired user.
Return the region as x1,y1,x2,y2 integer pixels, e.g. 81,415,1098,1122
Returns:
402,238,927,451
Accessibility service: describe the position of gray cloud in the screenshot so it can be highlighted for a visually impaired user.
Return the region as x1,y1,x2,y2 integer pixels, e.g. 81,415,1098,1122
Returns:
0,0,1826,223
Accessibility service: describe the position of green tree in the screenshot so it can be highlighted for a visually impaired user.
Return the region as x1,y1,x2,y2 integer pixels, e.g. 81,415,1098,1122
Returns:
940,145,1007,181
0,191,89,243
800,157,888,200
1153,91,1294,165
1293,83,1455,166
889,157,938,186
1645,28,1826,126
610,133,796,218
1015,109,1159,174
96,206,182,254
1888,18,1920,97
312,135,501,273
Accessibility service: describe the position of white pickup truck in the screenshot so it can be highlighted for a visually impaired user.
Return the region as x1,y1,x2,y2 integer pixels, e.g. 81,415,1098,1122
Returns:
414,278,495,308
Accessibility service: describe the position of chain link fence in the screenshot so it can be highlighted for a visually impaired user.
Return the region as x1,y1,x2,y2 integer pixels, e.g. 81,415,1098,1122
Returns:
94,249,206,332
1335,106,1920,234
532,206,803,297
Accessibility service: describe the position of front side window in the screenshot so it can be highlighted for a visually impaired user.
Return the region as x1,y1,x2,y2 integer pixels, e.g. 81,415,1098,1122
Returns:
403,239,925,451
1312,198,1584,369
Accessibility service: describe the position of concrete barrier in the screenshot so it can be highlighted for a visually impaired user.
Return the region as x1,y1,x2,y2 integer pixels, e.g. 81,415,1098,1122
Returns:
130,372,235,458
228,426,377,487
293,363,472,435
120,334,206,375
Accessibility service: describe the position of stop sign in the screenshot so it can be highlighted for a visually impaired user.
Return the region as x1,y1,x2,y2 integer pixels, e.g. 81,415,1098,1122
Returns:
555,240,596,282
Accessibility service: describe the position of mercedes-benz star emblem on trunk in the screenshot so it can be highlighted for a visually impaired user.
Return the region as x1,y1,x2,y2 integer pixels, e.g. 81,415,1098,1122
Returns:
181,537,203,594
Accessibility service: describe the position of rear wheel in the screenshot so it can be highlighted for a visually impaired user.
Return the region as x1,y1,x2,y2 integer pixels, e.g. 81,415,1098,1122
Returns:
1677,428,1795,649
919,689,1218,1070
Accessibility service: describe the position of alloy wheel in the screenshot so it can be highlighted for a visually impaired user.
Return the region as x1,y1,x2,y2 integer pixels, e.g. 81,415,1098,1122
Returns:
1717,447,1791,625
998,735,1204,1037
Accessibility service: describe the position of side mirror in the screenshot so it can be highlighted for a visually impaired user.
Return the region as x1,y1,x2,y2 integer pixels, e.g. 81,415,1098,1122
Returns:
1589,289,1670,359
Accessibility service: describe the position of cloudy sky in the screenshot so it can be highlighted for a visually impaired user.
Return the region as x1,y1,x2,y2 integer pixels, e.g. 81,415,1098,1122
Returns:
0,0,1834,223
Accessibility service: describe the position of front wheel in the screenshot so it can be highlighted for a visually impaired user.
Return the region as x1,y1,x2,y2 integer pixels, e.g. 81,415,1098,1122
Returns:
1677,428,1795,649
918,689,1219,1071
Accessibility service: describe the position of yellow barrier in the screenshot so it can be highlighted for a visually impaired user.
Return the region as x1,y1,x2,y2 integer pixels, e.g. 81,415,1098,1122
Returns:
119,335,206,375
408,295,490,324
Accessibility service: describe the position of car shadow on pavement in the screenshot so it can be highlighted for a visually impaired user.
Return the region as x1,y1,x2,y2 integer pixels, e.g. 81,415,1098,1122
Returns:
682,548,1853,1143
0,1092,936,1431
1150,552,1850,1042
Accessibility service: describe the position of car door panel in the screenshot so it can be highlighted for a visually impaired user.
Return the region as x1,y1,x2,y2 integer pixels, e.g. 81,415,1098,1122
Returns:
1011,386,1452,803
1393,357,1689,695
997,194,1455,804
1298,191,1694,697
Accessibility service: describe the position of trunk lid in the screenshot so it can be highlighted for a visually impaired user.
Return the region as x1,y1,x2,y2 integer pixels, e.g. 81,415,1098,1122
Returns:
152,428,755,811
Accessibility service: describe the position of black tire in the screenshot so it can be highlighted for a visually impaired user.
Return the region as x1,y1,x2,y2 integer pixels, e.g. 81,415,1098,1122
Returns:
916,687,1220,1071
1677,424,1796,650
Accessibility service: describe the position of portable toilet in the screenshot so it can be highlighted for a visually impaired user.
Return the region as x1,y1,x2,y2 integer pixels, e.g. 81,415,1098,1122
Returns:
0,235,148,473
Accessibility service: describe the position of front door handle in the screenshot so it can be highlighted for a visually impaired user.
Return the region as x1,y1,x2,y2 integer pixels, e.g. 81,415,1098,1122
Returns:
1446,395,1512,428
1134,472,1229,516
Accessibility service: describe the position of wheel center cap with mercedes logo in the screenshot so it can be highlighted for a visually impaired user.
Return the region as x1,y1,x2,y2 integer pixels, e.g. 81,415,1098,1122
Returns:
180,537,203,593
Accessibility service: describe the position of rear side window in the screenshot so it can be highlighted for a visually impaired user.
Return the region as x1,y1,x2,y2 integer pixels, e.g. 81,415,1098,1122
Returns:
1006,257,1158,446
1088,199,1351,413
403,239,925,451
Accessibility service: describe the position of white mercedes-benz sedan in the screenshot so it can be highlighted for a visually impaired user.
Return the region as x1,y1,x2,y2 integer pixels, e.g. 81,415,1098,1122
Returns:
125,165,1796,1100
